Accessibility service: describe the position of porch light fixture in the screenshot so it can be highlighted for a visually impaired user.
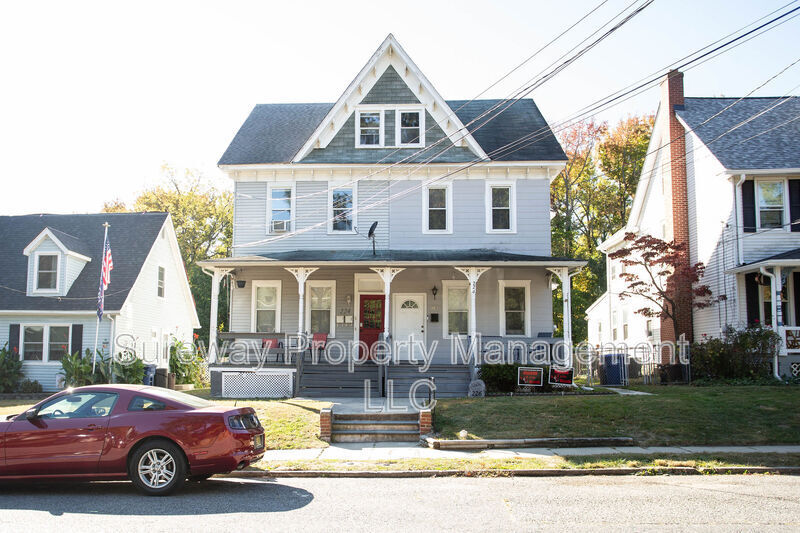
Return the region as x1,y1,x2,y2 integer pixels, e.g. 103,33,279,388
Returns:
431,285,438,300
236,280,246,289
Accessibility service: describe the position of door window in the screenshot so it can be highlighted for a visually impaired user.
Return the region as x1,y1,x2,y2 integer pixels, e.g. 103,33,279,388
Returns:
361,298,383,329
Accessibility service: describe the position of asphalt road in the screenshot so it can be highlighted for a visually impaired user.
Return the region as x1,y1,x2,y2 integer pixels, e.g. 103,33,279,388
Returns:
1,475,799,532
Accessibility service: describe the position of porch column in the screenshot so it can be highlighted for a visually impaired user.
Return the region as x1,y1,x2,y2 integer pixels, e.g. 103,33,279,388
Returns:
455,266,491,379
206,268,232,364
370,267,405,340
548,267,578,360
285,267,319,335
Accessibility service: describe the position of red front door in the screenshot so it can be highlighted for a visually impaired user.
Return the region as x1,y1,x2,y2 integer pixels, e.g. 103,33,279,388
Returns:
359,294,384,359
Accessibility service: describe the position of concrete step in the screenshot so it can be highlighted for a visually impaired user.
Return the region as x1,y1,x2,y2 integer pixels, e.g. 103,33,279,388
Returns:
333,420,419,432
331,429,421,443
333,412,419,421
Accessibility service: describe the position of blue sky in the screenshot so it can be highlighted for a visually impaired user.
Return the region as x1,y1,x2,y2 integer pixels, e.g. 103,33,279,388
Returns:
1,0,798,215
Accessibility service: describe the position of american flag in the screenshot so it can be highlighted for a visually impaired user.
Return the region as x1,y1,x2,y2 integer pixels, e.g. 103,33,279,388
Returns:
97,237,113,320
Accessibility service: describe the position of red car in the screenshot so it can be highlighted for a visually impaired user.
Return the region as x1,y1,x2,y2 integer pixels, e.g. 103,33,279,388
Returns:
0,384,265,495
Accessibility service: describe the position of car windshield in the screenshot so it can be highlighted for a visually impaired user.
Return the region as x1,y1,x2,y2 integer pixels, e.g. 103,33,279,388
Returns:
139,387,216,409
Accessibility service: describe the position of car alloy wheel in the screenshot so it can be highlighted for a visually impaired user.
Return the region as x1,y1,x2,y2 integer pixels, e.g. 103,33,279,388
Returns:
137,448,176,489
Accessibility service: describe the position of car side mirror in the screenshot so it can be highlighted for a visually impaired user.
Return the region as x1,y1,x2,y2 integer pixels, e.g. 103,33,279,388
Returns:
24,408,39,421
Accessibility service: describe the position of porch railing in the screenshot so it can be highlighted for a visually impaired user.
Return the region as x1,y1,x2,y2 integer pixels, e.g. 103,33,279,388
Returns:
782,327,800,354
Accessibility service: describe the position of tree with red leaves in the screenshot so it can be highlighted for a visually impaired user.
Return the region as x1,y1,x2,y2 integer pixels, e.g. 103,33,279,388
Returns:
608,232,724,336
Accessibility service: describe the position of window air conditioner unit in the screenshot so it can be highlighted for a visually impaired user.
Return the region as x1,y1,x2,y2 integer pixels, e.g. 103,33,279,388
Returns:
271,220,291,233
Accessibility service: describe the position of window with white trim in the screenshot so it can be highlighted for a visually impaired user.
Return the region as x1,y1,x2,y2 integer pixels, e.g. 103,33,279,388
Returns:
22,325,70,362
252,281,282,333
756,180,785,229
622,308,629,340
157,266,165,298
612,310,618,341
356,110,383,147
35,254,58,291
499,281,529,336
268,184,293,233
330,185,355,233
486,182,516,232
396,110,424,146
443,281,469,337
307,280,335,336
423,183,452,233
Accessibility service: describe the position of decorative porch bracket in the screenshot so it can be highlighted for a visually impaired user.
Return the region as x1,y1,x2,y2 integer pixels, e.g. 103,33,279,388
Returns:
454,266,491,380
370,267,405,398
284,267,319,335
207,268,233,364
547,267,577,362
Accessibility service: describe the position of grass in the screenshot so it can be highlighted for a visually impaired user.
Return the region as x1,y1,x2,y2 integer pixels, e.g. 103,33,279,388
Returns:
186,388,330,450
252,453,800,473
434,385,800,446
1,390,329,450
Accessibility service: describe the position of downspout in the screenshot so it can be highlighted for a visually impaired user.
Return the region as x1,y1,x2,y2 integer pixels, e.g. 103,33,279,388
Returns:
732,174,746,328
759,267,782,380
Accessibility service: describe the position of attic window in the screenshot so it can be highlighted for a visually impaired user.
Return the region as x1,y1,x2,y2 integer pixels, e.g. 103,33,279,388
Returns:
36,254,59,291
356,110,383,147
397,110,424,146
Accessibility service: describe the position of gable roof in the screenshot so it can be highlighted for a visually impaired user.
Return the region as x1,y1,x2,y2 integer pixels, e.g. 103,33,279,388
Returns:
0,212,168,312
676,97,800,170
219,35,566,166
219,98,566,165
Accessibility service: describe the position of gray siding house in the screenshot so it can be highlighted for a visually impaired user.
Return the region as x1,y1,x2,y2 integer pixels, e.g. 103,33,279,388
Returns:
201,35,584,398
0,212,200,391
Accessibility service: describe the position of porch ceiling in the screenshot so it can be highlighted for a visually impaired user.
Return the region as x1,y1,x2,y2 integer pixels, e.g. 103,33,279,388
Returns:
198,248,587,269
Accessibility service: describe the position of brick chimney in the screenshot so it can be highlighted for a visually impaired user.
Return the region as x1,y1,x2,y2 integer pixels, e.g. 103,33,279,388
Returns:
660,69,694,347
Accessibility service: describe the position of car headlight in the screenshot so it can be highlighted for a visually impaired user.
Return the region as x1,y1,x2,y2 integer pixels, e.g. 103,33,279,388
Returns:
228,415,245,429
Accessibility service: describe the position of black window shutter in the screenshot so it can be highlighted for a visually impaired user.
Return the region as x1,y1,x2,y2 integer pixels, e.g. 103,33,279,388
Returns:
71,324,83,356
742,180,756,233
794,273,800,326
789,180,800,232
8,324,20,356
745,273,760,326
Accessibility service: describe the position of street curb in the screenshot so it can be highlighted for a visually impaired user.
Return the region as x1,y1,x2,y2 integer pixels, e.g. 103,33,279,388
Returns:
224,466,800,479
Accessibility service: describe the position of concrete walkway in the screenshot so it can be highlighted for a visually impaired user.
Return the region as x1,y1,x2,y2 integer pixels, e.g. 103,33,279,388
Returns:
261,443,800,461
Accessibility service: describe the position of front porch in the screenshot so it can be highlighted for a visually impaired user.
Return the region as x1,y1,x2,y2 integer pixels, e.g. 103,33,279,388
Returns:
730,255,800,378
199,251,585,398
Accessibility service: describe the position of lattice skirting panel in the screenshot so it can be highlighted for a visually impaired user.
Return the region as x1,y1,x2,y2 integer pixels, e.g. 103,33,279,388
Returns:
221,371,294,398
791,362,800,378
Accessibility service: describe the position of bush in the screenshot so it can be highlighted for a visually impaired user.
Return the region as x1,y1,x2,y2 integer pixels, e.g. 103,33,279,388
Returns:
479,363,555,393
17,379,43,393
690,325,779,381
169,339,208,387
0,343,23,393
60,349,97,387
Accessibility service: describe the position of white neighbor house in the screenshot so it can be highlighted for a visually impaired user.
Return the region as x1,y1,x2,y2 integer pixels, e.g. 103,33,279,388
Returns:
0,212,200,391
587,70,800,379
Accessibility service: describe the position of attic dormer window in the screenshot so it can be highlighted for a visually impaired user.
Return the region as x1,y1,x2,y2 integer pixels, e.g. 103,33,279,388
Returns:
356,110,383,147
35,254,59,291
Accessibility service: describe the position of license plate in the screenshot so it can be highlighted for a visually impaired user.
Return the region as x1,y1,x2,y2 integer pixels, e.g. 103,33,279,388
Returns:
253,434,264,450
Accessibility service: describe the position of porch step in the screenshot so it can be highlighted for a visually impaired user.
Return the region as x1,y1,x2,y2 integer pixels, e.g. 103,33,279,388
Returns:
331,429,421,443
333,420,419,432
333,412,418,421
330,412,420,442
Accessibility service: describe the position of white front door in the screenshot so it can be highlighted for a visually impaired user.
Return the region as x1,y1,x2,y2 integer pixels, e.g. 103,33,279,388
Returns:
393,293,426,361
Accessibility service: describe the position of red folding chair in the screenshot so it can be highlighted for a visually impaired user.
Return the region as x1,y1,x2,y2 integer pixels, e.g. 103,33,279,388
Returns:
311,333,327,362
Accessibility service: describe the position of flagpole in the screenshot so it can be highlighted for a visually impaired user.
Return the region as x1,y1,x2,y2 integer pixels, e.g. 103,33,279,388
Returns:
92,222,110,373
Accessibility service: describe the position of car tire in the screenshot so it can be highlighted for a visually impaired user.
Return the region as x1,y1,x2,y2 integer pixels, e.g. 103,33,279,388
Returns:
129,439,187,496
188,474,214,483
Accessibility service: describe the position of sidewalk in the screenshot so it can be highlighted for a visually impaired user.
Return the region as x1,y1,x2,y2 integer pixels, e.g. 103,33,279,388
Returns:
261,443,800,462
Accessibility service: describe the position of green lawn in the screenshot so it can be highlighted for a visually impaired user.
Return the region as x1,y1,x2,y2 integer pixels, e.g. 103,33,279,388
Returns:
1,390,329,450
434,386,800,446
